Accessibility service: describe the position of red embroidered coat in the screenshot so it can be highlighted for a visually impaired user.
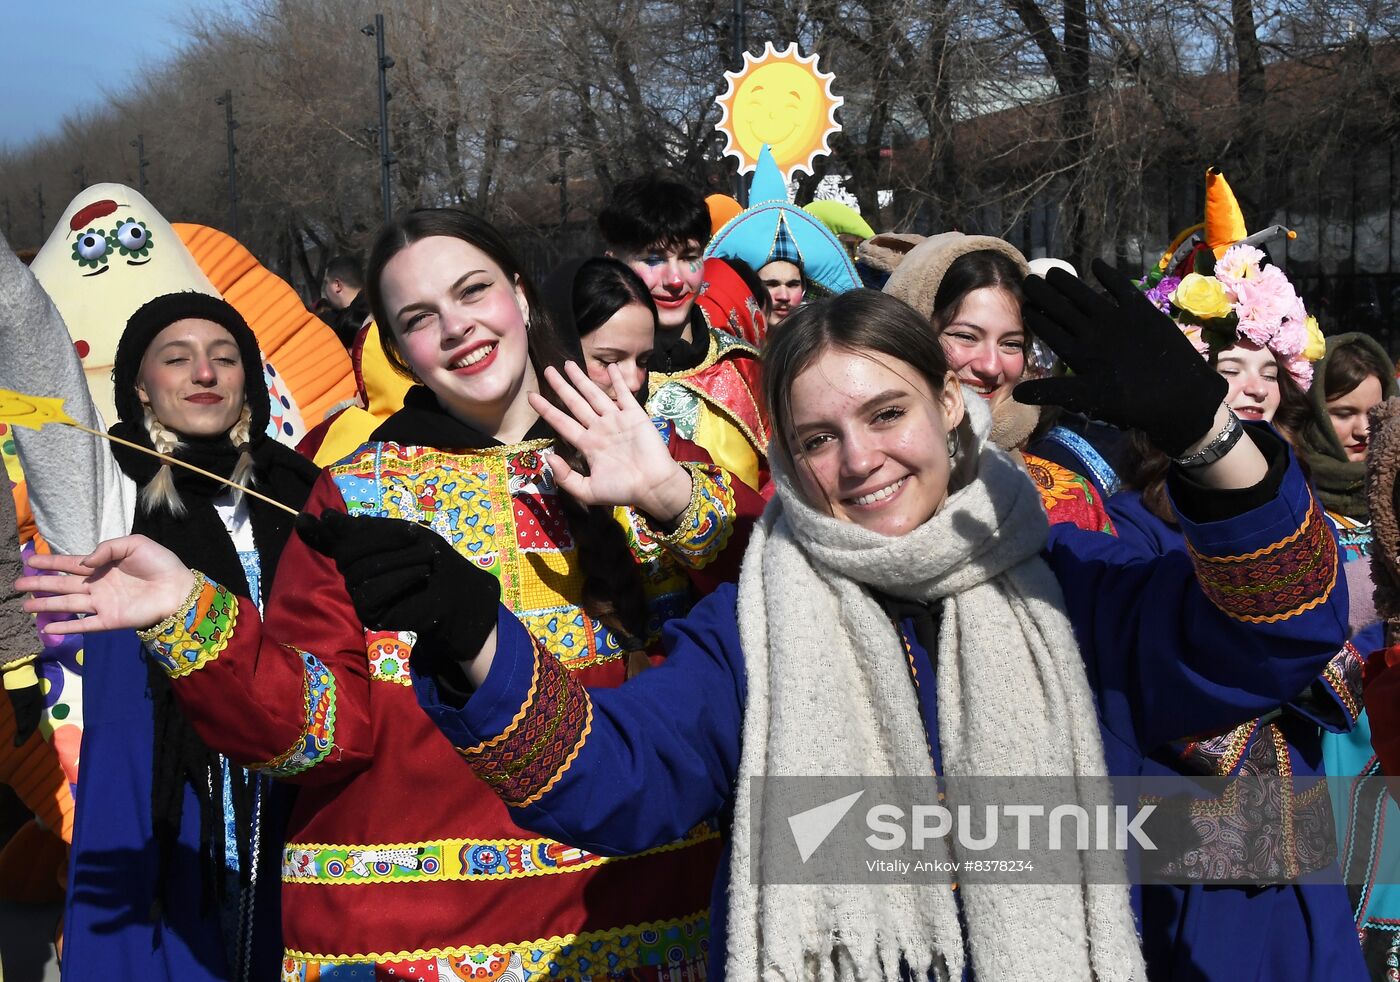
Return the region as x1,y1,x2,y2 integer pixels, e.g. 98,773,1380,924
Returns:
141,438,760,980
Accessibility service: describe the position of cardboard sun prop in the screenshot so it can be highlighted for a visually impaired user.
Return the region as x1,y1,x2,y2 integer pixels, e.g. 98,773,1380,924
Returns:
715,42,842,181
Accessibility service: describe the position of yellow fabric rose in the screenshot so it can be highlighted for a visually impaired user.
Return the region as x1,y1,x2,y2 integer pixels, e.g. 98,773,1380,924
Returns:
1170,273,1234,321
1302,316,1326,361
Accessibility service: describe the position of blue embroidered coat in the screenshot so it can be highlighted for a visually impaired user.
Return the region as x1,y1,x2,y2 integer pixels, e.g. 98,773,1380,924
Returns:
62,629,286,982
417,444,1352,981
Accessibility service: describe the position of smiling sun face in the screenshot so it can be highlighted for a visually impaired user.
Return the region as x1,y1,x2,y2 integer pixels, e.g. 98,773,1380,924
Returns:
716,42,842,181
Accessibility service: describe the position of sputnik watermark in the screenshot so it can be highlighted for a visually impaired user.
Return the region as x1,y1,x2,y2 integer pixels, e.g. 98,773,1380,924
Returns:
750,775,1361,887
862,802,1157,853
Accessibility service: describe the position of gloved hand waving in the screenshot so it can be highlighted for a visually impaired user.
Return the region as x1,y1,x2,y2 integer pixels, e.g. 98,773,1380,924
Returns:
1013,259,1227,458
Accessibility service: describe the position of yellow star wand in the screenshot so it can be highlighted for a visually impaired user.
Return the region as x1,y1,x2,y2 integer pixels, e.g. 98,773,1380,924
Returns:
0,388,299,517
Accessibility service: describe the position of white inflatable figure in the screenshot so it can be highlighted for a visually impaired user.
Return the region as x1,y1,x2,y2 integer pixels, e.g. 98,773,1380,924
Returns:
29,184,305,442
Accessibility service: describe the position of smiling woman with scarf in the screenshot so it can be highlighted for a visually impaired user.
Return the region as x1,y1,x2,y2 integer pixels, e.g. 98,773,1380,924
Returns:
27,264,1352,981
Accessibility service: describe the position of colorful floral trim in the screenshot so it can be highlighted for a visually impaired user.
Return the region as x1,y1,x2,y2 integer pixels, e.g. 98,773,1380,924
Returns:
1040,425,1122,498
1320,641,1364,725
636,463,737,568
251,648,337,778
1187,497,1338,623
280,911,711,978
1023,454,1115,535
281,827,716,885
140,576,238,678
459,641,592,808
649,328,768,453
1327,511,1373,562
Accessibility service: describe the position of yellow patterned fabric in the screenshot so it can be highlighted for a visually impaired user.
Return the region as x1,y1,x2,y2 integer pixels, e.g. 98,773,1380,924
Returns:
328,440,739,667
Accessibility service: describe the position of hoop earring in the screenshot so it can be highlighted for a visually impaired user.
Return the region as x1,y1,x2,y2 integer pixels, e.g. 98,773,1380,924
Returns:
946,428,960,459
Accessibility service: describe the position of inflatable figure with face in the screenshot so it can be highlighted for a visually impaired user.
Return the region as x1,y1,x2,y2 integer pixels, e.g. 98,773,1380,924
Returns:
30,184,353,441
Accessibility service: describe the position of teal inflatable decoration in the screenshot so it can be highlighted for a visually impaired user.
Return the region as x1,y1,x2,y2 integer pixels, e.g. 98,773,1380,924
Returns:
704,145,861,298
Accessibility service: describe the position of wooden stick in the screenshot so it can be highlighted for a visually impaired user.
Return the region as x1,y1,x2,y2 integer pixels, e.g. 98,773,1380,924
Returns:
63,421,301,517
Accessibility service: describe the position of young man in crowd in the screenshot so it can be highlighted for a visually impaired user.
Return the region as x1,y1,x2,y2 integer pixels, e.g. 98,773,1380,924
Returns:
599,175,770,492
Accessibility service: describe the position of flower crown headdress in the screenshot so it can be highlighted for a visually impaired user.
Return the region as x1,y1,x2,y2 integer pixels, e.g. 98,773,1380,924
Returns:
1139,168,1324,387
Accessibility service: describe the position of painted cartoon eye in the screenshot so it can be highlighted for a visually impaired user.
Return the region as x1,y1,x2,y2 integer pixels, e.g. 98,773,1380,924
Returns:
113,219,152,257
71,229,110,266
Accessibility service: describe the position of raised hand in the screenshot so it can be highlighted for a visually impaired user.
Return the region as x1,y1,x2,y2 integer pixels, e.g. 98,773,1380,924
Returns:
17,536,197,634
1013,259,1227,458
528,362,693,523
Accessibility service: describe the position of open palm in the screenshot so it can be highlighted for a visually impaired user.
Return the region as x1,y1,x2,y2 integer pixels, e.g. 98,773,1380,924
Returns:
18,535,197,634
528,362,693,522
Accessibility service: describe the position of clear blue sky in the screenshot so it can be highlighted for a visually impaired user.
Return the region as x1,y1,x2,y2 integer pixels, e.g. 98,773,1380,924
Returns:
2,1,232,150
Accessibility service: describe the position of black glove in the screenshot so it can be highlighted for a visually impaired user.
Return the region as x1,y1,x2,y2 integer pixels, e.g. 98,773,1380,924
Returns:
6,680,43,747
1013,259,1227,458
296,510,500,682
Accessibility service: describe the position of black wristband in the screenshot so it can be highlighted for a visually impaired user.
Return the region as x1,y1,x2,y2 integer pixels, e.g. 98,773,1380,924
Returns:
1167,425,1288,523
1171,409,1244,469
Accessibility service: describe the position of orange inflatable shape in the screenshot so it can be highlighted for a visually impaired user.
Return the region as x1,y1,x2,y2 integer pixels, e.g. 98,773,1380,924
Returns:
706,194,743,239
1204,168,1248,259
174,224,355,426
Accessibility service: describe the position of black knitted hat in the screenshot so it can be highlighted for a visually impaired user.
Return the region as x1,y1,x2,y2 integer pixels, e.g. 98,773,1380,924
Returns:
112,292,269,436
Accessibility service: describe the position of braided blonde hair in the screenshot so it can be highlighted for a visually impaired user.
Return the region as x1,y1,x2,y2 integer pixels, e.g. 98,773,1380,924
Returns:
139,407,187,516
137,404,256,515
228,404,257,501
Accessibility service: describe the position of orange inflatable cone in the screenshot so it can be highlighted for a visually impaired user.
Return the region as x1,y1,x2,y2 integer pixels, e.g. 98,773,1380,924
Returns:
1204,167,1248,258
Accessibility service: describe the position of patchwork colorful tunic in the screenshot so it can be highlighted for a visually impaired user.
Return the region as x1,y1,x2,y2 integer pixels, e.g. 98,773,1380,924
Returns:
417,431,1350,981
648,327,769,495
138,415,758,979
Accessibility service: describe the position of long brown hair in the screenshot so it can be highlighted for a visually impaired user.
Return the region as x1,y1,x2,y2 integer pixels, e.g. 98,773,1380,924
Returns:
365,208,650,645
931,249,1028,335
1322,338,1393,402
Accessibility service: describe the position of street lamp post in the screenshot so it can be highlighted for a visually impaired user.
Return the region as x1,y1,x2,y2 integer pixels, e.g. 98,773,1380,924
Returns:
215,90,241,238
731,0,747,204
130,134,150,195
361,14,396,223
35,184,45,236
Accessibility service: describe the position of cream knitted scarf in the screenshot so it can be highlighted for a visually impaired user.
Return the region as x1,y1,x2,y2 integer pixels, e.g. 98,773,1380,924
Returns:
728,396,1145,982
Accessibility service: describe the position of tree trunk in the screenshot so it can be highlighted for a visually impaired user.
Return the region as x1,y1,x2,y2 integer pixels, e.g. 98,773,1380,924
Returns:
1229,0,1268,220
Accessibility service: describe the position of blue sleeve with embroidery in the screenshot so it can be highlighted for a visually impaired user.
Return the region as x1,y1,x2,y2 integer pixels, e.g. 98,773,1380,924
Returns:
414,584,747,856
1046,453,1348,756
